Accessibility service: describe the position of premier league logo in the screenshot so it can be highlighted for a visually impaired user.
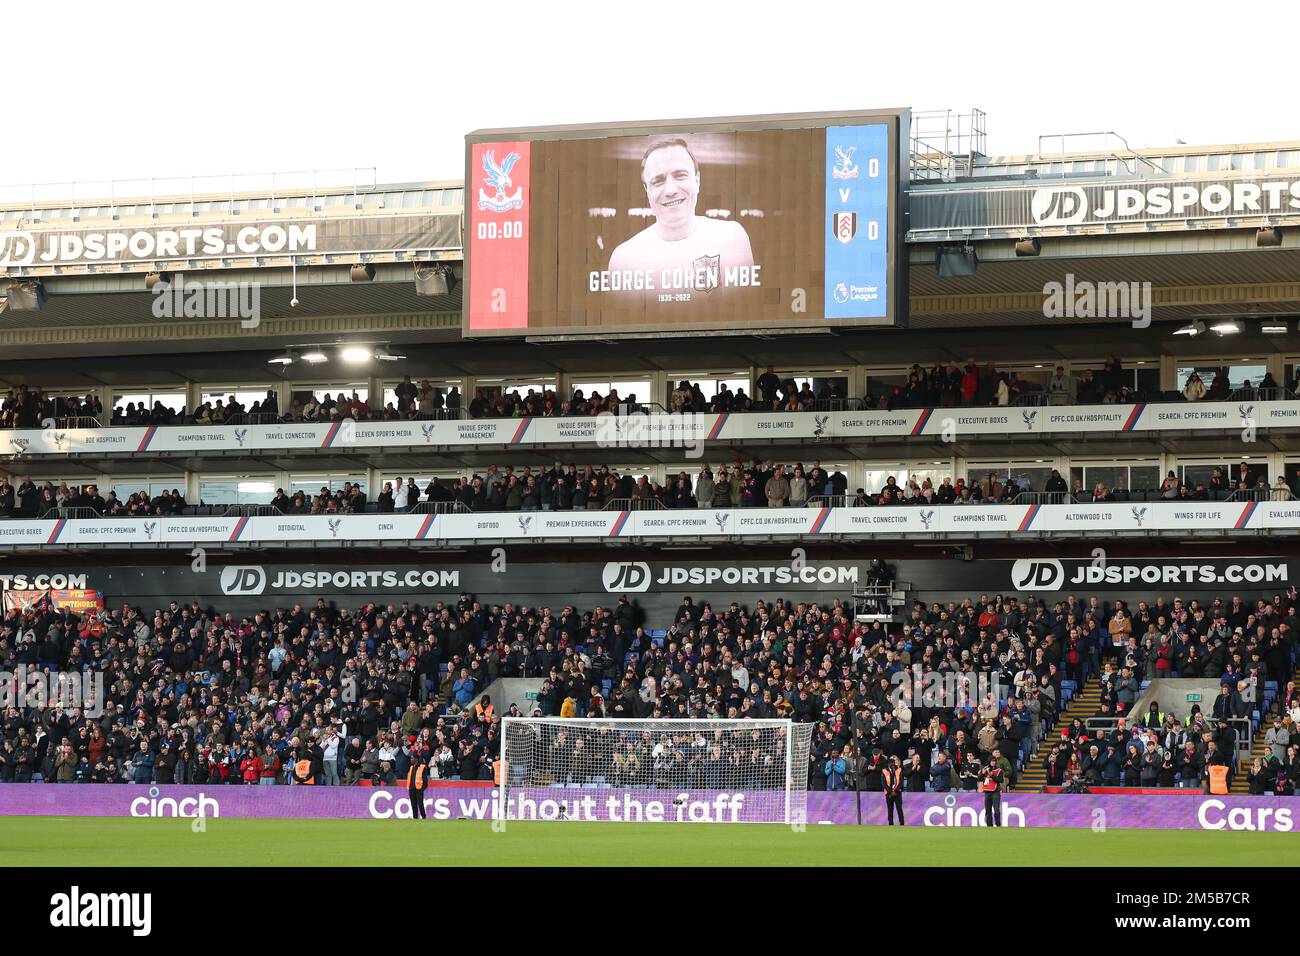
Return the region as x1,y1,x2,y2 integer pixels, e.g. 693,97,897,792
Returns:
832,283,850,304
833,211,857,244
831,145,859,180
478,150,523,213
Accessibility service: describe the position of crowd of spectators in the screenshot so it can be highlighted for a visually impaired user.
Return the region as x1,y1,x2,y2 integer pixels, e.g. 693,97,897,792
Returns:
339,462,1298,513
0,479,187,519
7,458,1298,522
1,581,1294,791
0,387,104,429
4,362,1293,431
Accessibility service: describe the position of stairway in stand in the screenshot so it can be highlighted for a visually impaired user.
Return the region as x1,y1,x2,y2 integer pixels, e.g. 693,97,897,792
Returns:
1014,676,1101,792
1231,662,1299,793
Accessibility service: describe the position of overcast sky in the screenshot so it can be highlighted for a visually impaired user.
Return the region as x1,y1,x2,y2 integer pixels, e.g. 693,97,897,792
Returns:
8,1,1295,193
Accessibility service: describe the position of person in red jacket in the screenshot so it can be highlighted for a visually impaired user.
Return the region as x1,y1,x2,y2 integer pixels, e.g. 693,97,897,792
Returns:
960,363,979,406
259,747,280,786
240,753,263,785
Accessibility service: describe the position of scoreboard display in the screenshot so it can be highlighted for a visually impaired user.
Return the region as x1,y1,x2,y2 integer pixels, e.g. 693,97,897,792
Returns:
464,109,908,338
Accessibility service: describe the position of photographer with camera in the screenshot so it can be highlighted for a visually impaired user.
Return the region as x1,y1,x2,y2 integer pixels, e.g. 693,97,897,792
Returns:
979,758,1005,827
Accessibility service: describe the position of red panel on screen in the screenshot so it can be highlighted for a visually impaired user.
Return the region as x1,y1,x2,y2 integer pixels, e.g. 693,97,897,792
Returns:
467,141,530,330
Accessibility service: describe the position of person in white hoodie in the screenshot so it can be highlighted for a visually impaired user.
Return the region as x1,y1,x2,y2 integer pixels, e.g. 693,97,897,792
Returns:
318,728,340,786
393,476,409,511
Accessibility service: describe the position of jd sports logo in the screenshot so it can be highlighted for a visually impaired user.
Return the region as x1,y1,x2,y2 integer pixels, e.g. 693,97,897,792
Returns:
1010,558,1065,591
220,565,266,596
0,231,36,267
1030,187,1087,226
602,561,651,593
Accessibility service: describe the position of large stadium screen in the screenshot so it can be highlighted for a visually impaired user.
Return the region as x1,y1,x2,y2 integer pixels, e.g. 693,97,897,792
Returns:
463,109,908,338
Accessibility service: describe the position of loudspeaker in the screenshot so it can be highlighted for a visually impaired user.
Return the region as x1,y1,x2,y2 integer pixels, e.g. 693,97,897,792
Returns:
1256,227,1284,247
936,247,978,277
414,263,454,296
4,279,46,311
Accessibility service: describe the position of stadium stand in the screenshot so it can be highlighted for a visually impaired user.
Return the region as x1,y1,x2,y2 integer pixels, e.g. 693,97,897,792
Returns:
3,362,1295,429
0,458,1291,522
2,586,1295,794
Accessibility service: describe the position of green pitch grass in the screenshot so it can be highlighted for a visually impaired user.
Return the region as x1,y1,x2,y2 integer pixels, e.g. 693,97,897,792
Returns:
0,817,1293,866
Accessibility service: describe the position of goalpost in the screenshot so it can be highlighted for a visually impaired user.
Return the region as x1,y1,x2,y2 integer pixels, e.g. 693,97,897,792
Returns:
497,717,814,826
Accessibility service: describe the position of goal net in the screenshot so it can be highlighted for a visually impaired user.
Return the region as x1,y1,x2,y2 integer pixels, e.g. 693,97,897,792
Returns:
497,717,814,825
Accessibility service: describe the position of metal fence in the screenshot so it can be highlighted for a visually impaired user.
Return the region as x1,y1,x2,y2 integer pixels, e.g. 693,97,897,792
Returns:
602,497,666,511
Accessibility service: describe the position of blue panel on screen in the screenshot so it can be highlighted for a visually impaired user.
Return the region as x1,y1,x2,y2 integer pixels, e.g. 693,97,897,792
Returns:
824,124,890,319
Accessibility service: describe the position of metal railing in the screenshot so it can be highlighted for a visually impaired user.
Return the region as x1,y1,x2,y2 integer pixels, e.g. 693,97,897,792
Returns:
1009,491,1072,505
1036,131,1166,179
1227,386,1290,403
223,412,282,427
1227,487,1293,502
602,497,666,511
1009,392,1049,407
910,109,987,182
408,500,471,515
37,507,102,520
0,167,380,223
807,495,850,508
222,504,282,517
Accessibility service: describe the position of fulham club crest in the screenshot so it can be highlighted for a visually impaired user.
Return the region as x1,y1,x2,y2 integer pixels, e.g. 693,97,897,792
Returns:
833,211,857,244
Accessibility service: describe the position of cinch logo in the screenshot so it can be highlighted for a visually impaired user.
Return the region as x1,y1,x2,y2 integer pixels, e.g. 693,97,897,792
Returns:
129,787,219,819
923,794,1026,827
49,886,152,937
0,231,36,267
220,565,266,596
1010,558,1065,591
1030,186,1087,225
603,561,651,593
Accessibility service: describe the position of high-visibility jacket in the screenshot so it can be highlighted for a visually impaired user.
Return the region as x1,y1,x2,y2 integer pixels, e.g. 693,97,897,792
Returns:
1208,764,1230,795
407,763,428,790
882,768,902,793
294,758,315,785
